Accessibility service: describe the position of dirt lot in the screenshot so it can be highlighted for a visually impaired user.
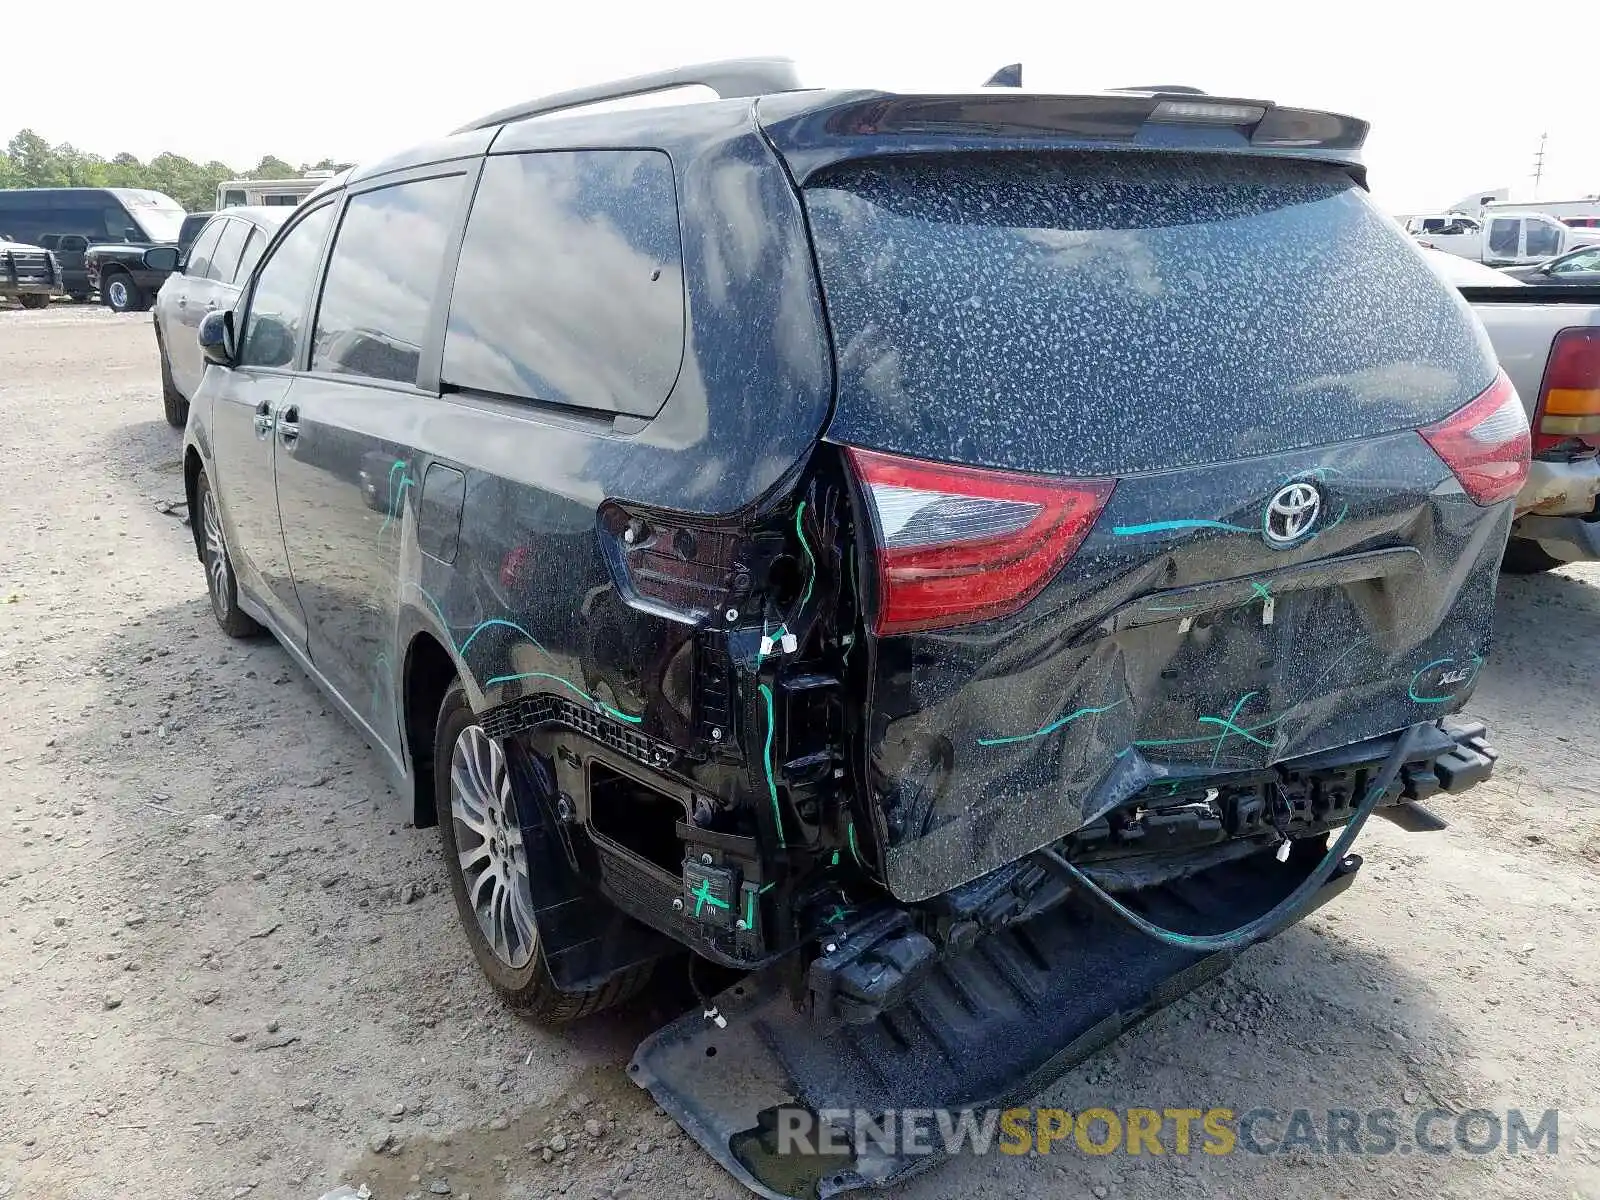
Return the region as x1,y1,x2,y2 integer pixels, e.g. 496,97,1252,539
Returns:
1,304,1598,1200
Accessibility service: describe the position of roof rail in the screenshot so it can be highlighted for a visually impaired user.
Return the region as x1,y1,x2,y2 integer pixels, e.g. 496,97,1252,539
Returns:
452,57,803,134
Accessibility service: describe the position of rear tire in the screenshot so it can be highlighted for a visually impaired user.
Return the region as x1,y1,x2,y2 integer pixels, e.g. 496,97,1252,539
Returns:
195,469,262,638
102,272,144,313
158,331,189,428
1501,537,1563,575
17,294,50,310
434,682,651,1023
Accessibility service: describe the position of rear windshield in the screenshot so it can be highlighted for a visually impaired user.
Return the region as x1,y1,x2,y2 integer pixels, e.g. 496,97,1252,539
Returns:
804,153,1494,476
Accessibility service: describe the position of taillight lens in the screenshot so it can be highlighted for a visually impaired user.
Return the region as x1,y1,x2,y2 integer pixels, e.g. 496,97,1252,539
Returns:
1532,328,1600,454
1419,370,1531,506
845,446,1114,635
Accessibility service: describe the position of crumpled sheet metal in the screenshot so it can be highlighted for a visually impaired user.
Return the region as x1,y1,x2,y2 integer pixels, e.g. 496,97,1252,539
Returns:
870,432,1510,902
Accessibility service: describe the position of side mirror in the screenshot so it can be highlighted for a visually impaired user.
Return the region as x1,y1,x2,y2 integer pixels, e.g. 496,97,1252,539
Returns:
198,309,236,367
143,246,181,273
241,313,295,368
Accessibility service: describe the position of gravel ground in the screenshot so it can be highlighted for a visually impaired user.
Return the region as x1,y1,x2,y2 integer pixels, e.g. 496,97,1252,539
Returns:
1,304,1598,1200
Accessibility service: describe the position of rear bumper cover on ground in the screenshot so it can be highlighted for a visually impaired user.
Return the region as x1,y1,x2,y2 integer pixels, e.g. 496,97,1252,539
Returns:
631,849,1362,1199
630,718,1497,1198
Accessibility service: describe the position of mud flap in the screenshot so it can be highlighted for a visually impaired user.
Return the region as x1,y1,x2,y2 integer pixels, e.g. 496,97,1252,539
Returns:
630,849,1361,1199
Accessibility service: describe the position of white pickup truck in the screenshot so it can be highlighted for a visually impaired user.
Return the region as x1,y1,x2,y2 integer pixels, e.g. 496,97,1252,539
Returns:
1424,249,1600,572
1409,211,1600,268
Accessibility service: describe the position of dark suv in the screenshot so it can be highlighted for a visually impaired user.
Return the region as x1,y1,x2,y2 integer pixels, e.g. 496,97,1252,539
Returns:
180,61,1523,1197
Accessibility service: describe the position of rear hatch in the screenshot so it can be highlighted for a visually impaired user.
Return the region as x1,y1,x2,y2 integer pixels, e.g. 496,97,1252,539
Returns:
795,147,1521,901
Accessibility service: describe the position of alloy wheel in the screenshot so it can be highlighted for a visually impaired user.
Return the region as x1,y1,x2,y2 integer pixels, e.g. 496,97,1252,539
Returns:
107,280,128,309
450,725,537,968
201,487,231,622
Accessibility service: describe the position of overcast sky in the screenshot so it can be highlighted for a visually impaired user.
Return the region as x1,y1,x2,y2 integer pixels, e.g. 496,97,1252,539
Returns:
5,0,1594,214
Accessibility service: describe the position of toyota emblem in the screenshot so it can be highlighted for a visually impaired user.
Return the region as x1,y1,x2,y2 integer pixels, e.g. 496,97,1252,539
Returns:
1262,481,1322,548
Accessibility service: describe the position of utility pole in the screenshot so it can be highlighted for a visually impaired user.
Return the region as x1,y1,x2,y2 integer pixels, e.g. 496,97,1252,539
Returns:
1531,132,1547,199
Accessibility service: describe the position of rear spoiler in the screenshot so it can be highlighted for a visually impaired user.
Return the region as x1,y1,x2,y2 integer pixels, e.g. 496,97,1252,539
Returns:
1458,284,1600,304
755,89,1369,185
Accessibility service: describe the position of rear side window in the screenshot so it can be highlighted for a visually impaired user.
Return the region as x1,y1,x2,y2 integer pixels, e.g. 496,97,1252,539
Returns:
1524,220,1561,259
310,173,464,386
442,149,685,417
210,218,250,283
804,153,1494,476
1488,218,1520,257
237,228,268,282
184,222,225,279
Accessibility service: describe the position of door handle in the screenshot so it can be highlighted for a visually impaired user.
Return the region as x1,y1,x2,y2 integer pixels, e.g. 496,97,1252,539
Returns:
252,400,275,437
277,405,301,447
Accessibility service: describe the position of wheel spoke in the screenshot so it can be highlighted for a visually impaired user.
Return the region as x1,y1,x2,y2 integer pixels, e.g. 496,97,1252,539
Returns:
457,841,492,875
449,723,537,969
489,880,510,962
450,762,490,835
505,862,538,953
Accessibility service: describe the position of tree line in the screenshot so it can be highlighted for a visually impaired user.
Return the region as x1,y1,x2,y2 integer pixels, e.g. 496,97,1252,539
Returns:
0,130,353,212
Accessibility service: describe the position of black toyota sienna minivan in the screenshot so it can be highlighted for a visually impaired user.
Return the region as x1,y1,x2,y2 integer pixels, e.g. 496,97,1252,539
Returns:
180,60,1523,1197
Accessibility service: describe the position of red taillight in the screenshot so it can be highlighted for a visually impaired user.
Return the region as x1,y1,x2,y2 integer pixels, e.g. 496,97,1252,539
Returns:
1532,328,1600,454
1419,370,1530,506
845,447,1114,635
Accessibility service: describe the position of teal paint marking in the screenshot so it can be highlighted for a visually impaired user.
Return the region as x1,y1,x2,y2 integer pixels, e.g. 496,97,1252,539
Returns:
744,889,755,930
1207,690,1258,767
758,683,786,849
977,700,1124,748
1112,519,1250,537
405,583,459,651
402,583,642,725
1250,582,1272,602
378,460,416,539
795,500,816,610
483,670,643,723
1408,654,1484,704
1124,713,1283,755
690,877,729,917
1283,465,1343,484
1323,501,1350,534
825,905,849,925
459,617,548,659
848,821,864,867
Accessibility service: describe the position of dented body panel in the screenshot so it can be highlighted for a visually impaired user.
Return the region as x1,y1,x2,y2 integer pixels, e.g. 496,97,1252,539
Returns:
857,433,1508,900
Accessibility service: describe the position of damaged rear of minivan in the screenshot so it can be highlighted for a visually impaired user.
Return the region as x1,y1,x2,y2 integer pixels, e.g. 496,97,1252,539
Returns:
627,89,1525,1198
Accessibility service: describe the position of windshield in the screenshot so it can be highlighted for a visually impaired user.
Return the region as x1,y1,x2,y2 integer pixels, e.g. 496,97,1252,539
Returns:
805,152,1493,476
131,205,188,243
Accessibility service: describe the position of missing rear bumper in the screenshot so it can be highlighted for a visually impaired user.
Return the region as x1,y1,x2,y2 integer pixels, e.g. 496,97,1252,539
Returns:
630,848,1362,1199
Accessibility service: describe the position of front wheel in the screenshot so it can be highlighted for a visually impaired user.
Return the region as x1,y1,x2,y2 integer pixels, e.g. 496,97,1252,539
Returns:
195,469,261,638
102,273,145,313
1501,537,1563,575
434,682,650,1023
